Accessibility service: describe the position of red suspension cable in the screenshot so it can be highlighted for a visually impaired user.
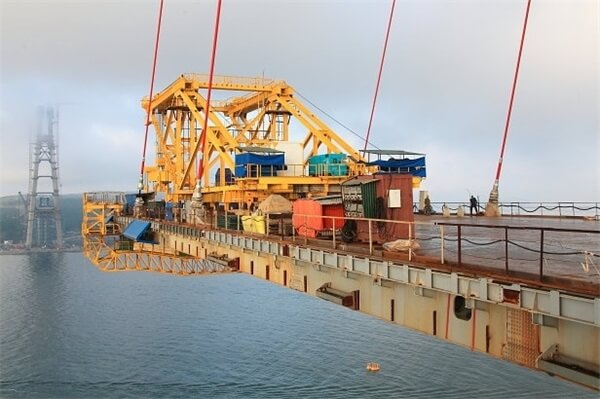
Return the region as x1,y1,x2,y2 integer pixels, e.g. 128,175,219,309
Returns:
139,0,165,190
493,0,532,183
363,0,396,152
196,0,223,183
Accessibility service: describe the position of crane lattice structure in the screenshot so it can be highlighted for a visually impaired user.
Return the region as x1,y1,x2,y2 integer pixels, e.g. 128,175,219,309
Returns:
141,74,367,206
25,107,63,249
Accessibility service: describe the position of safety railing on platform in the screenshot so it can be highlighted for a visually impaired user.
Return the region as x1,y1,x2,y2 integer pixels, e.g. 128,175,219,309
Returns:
230,163,305,180
83,192,125,204
211,162,350,184
208,210,600,287
415,201,600,218
142,74,278,103
432,221,600,283
182,73,276,88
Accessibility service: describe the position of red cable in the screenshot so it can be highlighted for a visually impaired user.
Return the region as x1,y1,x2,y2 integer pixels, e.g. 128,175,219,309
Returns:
139,0,165,183
196,0,223,182
364,0,396,152
494,0,532,182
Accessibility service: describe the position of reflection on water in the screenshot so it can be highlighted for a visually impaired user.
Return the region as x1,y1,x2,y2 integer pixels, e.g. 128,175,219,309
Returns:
0,253,595,398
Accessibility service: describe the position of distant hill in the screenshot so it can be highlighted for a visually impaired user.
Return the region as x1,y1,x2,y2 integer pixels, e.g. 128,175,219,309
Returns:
0,194,82,244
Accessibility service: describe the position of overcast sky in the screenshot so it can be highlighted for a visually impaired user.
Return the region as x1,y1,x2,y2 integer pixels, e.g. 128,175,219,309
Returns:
0,0,598,201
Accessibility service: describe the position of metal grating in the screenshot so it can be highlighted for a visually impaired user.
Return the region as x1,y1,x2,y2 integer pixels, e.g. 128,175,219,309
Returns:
503,308,540,367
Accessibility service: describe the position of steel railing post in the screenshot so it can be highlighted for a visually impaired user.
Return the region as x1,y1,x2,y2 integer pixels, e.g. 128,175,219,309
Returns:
559,202,562,217
332,217,336,249
408,223,412,261
458,225,462,266
440,225,445,264
539,229,544,280
505,227,509,274
368,219,373,255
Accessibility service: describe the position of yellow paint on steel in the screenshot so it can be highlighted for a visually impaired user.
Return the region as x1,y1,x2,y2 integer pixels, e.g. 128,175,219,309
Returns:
81,192,215,275
140,74,368,203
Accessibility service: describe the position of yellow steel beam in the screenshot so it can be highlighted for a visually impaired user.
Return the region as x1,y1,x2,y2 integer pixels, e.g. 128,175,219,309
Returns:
178,91,236,186
142,74,369,203
279,93,363,161
225,92,270,116
181,73,278,92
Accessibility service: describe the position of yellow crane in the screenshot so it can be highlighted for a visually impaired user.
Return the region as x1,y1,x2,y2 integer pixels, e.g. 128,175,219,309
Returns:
140,74,367,207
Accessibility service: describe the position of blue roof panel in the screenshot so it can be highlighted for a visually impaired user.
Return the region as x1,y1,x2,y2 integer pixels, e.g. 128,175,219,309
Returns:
123,220,151,242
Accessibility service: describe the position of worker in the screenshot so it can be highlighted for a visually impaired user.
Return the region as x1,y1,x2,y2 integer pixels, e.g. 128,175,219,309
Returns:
470,196,478,216
423,196,433,215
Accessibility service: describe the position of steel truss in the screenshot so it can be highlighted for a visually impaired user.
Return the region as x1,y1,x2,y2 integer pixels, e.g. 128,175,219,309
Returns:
82,192,226,274
141,74,366,204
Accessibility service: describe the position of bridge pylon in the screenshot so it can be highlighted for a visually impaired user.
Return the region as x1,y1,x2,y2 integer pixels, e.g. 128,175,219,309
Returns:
25,106,63,249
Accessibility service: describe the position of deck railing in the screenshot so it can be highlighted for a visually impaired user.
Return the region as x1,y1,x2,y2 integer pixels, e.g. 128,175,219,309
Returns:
180,207,600,284
85,193,600,288
209,210,600,287
415,201,599,218
209,162,350,185
433,221,600,282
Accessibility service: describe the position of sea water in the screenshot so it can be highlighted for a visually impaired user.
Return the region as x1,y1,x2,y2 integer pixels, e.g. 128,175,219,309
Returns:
0,253,595,398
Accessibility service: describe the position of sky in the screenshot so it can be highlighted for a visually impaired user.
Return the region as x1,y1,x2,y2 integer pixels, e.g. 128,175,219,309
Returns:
0,0,598,202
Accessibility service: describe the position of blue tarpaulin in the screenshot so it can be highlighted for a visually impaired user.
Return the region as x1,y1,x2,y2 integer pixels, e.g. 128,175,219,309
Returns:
123,220,152,242
368,156,427,177
235,153,284,166
235,152,285,178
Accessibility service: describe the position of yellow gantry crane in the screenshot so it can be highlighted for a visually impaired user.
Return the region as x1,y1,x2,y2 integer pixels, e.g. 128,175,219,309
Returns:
140,74,366,207
81,74,425,270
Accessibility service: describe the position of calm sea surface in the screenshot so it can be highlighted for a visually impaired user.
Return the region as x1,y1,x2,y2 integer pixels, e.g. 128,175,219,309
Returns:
0,253,595,398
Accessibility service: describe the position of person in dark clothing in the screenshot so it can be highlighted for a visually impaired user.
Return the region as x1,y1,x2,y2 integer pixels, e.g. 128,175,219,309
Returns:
470,196,478,216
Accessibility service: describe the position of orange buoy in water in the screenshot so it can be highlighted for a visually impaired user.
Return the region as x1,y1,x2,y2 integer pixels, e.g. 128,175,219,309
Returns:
366,362,380,372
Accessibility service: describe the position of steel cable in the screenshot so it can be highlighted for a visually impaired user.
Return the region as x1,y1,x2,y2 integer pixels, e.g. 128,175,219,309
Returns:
196,0,223,182
294,90,382,151
138,0,165,194
364,0,396,152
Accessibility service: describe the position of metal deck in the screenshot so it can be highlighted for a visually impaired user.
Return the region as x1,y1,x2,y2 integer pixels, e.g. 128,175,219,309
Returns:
280,214,600,297
112,212,600,296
